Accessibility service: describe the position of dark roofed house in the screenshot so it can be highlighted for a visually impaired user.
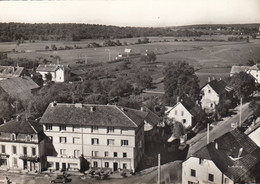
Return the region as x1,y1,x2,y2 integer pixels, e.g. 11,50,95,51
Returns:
0,76,39,102
39,103,146,172
0,117,47,172
0,66,25,80
182,129,260,184
200,79,232,112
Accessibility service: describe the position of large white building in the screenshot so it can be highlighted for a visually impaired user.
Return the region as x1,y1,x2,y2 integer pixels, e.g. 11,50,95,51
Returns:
39,103,145,172
0,118,45,172
182,129,260,184
36,64,70,82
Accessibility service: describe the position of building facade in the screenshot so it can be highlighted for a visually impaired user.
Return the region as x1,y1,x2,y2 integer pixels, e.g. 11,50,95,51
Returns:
36,64,70,82
0,118,45,172
40,103,145,172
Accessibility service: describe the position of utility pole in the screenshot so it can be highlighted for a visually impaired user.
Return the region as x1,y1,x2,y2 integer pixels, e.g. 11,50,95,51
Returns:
207,123,210,144
158,153,161,184
239,97,242,127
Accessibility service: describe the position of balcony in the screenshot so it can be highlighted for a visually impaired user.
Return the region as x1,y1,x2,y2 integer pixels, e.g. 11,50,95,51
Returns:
19,155,40,162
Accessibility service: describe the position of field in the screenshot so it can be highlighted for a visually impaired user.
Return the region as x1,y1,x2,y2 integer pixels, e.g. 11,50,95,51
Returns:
1,36,260,90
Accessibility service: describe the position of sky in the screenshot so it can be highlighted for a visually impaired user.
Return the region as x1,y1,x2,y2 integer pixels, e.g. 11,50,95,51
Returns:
0,0,259,27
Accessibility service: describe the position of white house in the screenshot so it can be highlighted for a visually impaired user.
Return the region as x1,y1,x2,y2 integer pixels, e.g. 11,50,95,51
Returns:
230,65,260,83
182,129,260,184
39,103,145,172
36,64,70,82
0,118,45,172
247,121,260,147
200,79,231,111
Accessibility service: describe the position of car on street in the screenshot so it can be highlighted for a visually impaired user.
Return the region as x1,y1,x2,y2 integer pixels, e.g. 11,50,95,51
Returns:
50,175,71,183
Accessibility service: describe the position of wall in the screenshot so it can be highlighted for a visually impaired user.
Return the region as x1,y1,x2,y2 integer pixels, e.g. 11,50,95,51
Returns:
201,85,219,110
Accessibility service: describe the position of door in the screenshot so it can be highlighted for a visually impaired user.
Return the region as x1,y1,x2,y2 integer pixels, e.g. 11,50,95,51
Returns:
56,162,60,170
113,162,118,172
62,162,66,171
23,160,27,170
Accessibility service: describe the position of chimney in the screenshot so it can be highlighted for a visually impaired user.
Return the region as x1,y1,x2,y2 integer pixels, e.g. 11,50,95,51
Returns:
51,101,57,107
219,77,222,81
140,107,144,111
212,76,215,80
177,96,180,103
4,119,6,124
215,142,218,150
238,148,243,158
90,106,95,112
208,77,210,82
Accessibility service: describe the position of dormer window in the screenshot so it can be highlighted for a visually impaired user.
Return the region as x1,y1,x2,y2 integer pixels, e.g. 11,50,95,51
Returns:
26,135,31,142
11,133,16,141
107,127,115,133
91,126,98,133
46,124,52,131
60,125,66,131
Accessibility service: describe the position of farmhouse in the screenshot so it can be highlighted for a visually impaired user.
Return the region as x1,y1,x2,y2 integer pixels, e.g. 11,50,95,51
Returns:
0,66,25,80
0,76,39,102
182,129,260,184
200,79,232,112
39,103,145,172
230,65,260,83
0,117,45,172
36,64,70,83
165,98,203,128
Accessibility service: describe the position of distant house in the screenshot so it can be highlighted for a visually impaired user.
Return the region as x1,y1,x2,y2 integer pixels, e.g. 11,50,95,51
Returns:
165,98,203,128
182,129,260,184
36,64,70,82
0,76,39,102
0,66,25,80
230,65,260,83
124,48,133,54
200,79,232,111
0,118,46,171
247,122,260,147
39,103,145,172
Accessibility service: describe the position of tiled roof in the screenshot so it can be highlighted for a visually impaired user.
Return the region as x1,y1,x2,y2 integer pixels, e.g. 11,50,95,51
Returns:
206,79,228,95
192,129,260,182
0,66,24,79
0,118,43,134
36,64,70,72
40,103,146,128
0,76,39,102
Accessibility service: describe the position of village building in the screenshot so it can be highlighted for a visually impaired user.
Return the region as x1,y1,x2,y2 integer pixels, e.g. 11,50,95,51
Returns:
182,129,260,184
0,66,25,80
39,103,145,172
0,76,39,102
0,117,46,172
200,79,232,112
36,64,70,83
230,65,260,83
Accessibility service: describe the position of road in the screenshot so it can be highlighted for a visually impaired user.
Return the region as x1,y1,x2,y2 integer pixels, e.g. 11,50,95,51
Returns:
187,102,252,157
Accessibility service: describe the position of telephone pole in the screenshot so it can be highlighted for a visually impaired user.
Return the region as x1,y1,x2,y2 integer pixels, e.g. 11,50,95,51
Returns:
158,153,161,184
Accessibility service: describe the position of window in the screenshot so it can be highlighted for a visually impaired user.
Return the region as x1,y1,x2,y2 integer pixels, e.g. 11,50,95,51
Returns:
107,139,115,145
23,147,27,155
32,147,36,156
93,161,98,167
73,126,80,132
208,173,214,182
91,126,98,133
199,158,203,165
73,137,80,144
92,151,98,157
105,162,109,168
190,169,196,177
13,158,17,167
181,111,184,116
49,136,53,143
224,178,229,184
1,145,5,154
188,181,196,184
175,110,177,115
46,124,52,130
121,140,129,146
208,89,211,93
123,163,127,169
210,103,214,108
123,152,127,158
11,133,16,141
104,151,109,157
114,152,117,157
91,138,99,145
59,125,66,131
12,146,17,154
59,137,67,143
107,127,115,133
182,119,186,123
74,150,80,158
60,149,66,155
26,135,31,142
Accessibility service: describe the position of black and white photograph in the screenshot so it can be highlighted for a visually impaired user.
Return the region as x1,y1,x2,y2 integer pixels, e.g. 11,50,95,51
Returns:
0,0,260,183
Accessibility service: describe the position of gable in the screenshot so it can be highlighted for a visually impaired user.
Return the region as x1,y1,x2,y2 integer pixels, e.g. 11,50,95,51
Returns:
167,102,193,118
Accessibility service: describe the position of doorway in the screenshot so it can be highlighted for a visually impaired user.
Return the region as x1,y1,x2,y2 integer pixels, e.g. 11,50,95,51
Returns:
23,160,27,170
62,163,66,171
56,162,60,170
113,162,118,172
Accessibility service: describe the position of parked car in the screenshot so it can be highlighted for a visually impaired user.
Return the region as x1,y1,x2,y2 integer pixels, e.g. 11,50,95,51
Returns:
51,175,70,183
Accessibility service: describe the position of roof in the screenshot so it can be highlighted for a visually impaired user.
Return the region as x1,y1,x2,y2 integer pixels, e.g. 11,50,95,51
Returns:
204,79,229,95
191,129,260,182
70,69,87,76
0,76,39,102
230,65,259,74
0,66,24,79
36,64,70,72
40,103,146,128
0,118,43,134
